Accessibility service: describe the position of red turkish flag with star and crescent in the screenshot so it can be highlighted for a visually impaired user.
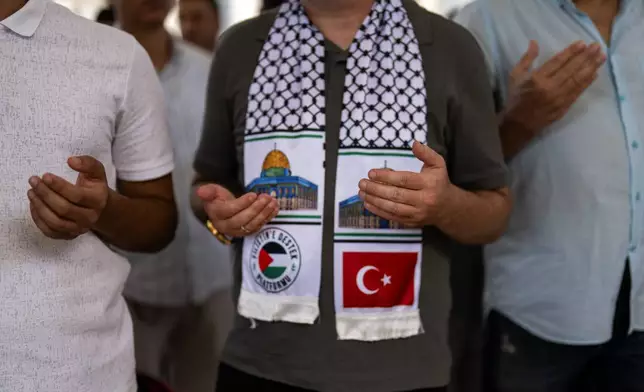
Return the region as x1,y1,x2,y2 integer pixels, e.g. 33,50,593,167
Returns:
343,252,418,308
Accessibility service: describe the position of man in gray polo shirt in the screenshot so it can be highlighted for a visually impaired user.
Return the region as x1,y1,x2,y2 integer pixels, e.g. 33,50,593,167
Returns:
114,1,233,391
192,0,511,390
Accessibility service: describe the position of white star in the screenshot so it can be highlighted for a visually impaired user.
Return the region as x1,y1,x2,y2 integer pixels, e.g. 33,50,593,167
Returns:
381,274,392,286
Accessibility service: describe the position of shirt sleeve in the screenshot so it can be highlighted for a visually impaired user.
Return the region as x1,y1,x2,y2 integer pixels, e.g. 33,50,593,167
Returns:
113,41,175,182
453,2,500,93
193,30,241,193
446,24,508,191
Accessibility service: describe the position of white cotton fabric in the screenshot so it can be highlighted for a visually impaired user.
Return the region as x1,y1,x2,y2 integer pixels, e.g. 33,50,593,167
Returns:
0,1,174,391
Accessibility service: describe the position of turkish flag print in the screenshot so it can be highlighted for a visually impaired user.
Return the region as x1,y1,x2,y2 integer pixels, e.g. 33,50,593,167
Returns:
343,252,418,308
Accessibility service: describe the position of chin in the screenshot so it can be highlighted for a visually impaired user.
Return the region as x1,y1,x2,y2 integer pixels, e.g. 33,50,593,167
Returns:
141,11,169,25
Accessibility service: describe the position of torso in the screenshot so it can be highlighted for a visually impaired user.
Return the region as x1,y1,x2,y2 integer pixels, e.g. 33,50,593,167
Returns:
0,3,139,391
206,2,501,390
459,0,644,344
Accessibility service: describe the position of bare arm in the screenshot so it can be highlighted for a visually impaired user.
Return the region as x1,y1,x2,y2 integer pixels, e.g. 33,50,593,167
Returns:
437,185,511,244
94,175,177,252
360,144,511,246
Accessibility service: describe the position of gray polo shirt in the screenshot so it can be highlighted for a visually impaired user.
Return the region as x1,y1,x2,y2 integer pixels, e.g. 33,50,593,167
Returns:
194,1,507,390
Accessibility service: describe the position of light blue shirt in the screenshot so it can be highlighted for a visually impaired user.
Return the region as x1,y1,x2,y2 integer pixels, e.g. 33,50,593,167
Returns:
124,40,232,306
456,0,644,344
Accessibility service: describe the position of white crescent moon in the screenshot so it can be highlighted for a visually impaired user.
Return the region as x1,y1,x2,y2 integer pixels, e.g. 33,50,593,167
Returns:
356,266,379,295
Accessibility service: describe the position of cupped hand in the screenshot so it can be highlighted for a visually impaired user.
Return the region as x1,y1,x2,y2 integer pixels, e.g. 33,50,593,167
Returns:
197,184,279,237
28,156,109,240
358,141,451,228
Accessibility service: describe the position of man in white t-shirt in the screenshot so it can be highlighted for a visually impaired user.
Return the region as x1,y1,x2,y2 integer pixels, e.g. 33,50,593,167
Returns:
0,1,177,391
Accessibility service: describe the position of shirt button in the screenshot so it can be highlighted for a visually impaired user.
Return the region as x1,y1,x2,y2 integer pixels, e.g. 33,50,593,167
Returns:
619,95,626,102
630,245,637,252
637,192,642,202
632,141,639,149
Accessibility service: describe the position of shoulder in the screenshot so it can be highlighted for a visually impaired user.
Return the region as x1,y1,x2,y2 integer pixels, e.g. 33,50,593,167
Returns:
216,10,277,60
176,39,213,73
402,0,481,53
45,2,138,56
404,1,486,70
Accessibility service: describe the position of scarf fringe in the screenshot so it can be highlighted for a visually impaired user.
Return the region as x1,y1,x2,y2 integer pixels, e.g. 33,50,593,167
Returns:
238,289,319,324
336,310,423,341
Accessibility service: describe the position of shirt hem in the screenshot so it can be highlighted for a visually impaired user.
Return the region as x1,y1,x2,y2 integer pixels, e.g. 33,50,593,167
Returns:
221,354,450,392
490,309,612,346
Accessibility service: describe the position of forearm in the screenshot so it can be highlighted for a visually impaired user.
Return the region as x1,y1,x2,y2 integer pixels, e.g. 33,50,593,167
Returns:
93,188,178,252
499,115,538,160
436,185,511,245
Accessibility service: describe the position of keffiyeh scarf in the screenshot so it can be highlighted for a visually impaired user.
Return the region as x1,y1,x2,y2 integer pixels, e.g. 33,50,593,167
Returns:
239,0,428,341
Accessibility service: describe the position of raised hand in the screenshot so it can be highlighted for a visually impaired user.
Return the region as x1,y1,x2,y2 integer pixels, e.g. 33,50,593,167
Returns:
504,40,606,133
197,184,279,237
28,156,110,240
358,141,450,228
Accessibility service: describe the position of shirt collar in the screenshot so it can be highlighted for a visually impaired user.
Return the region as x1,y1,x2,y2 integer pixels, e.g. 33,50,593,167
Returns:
556,0,633,12
0,0,48,37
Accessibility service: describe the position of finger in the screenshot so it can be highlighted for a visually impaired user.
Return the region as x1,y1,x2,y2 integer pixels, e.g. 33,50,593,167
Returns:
265,208,280,225
222,195,273,233
30,176,94,225
363,201,415,227
359,179,420,206
548,62,600,118
548,73,598,120
243,199,279,233
359,191,417,218
206,192,258,221
552,42,604,87
41,173,89,206
536,40,587,77
68,156,106,181
367,170,425,191
412,141,445,168
510,40,540,80
562,51,604,92
28,190,82,235
30,202,71,239
197,183,235,203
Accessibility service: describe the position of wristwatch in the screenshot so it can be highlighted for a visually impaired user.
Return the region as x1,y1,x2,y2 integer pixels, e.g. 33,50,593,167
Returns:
206,220,233,245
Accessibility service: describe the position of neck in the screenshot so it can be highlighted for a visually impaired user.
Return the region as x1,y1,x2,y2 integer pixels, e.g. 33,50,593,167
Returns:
302,0,374,50
123,25,172,72
0,0,26,21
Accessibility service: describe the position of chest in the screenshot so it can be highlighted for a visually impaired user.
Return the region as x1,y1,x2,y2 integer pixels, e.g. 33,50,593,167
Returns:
491,4,644,103
0,39,123,191
228,47,453,170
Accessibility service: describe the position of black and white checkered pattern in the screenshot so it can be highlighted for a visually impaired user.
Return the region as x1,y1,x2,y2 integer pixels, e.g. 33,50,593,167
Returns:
246,0,427,150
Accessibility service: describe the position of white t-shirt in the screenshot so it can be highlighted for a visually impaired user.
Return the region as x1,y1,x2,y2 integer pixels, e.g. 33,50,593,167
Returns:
124,40,233,306
0,1,174,391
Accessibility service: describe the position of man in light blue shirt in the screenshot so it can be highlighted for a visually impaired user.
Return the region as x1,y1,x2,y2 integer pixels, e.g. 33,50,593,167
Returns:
457,0,644,390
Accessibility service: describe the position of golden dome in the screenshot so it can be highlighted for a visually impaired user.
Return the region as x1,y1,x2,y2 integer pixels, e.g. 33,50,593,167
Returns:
262,149,290,171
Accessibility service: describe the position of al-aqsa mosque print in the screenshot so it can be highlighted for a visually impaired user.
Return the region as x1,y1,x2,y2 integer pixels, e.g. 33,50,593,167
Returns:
338,161,403,230
247,145,319,211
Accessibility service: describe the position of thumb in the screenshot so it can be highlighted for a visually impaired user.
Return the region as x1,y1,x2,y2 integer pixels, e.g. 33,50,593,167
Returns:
197,183,234,203
512,40,539,78
413,141,445,168
68,156,106,181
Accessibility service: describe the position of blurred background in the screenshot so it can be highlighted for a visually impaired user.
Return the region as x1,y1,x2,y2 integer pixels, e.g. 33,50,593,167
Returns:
53,0,474,32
